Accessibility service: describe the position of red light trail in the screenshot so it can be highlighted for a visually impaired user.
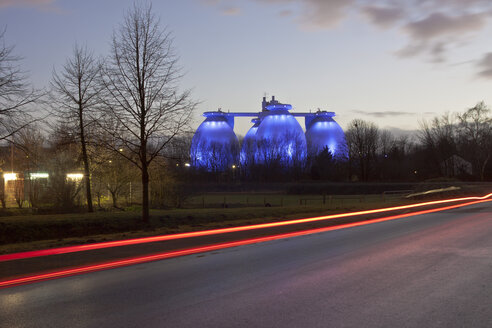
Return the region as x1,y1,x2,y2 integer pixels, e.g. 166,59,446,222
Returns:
1,197,491,289
1,193,491,263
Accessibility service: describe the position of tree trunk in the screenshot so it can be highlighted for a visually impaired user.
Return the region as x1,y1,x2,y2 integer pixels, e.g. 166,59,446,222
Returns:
83,163,93,212
141,161,150,222
110,190,118,208
79,100,93,212
480,155,490,181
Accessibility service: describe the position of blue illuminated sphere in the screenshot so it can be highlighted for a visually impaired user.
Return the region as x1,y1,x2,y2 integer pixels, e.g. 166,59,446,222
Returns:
254,105,307,167
190,113,239,171
305,112,347,159
240,118,260,167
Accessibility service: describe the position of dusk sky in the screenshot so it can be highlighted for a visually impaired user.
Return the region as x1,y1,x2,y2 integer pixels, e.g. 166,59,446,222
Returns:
2,0,492,136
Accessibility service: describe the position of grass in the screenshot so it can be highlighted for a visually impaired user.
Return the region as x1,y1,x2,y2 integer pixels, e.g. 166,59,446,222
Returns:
186,193,402,208
0,193,408,254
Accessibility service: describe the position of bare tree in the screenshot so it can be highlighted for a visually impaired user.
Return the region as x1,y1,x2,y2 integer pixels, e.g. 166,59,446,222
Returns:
13,125,46,207
0,29,44,140
346,119,379,181
100,4,195,221
457,101,492,180
378,129,395,158
418,113,457,177
51,45,100,212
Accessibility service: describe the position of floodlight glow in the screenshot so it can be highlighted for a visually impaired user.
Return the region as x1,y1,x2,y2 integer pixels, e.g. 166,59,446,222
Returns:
3,173,17,182
190,112,240,171
305,111,348,159
66,173,84,181
30,173,49,179
254,109,307,166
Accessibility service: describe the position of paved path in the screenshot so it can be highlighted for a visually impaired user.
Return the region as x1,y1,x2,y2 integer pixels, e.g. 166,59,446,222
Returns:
1,203,492,327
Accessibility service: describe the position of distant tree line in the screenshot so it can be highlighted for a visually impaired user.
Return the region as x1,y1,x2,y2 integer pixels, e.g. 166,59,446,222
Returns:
190,101,492,184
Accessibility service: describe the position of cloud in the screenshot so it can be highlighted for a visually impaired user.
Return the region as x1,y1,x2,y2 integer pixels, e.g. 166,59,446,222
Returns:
293,0,356,29
0,0,56,9
351,110,415,118
383,126,419,139
403,12,487,41
393,8,490,62
429,42,447,63
255,0,356,29
278,9,292,17
201,0,492,63
222,6,241,15
362,5,405,28
477,53,492,78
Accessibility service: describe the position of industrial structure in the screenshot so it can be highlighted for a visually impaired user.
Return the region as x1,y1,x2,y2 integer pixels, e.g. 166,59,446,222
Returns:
190,96,347,171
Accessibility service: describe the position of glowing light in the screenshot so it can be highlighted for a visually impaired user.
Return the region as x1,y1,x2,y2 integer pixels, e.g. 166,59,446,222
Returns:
232,165,236,169
2,193,492,264
29,173,49,179
190,112,240,171
1,197,491,289
305,113,347,159
66,173,83,181
240,119,260,167
184,163,191,167
119,148,123,152
254,112,307,166
3,173,17,182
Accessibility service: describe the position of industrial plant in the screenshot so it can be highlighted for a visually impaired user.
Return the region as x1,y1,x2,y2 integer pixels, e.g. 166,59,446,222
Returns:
190,96,347,171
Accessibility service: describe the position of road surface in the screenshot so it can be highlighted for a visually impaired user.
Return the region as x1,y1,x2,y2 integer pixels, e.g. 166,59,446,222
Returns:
1,202,492,327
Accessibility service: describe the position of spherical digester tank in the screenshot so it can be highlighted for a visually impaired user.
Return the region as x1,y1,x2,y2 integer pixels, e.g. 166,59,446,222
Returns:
190,112,240,171
305,111,347,159
240,118,260,167
254,103,307,167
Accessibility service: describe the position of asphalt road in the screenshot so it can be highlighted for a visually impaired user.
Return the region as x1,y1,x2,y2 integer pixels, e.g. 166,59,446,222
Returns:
2,202,492,328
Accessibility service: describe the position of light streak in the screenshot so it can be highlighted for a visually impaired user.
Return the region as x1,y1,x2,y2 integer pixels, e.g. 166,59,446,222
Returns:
1,192,492,263
1,197,491,289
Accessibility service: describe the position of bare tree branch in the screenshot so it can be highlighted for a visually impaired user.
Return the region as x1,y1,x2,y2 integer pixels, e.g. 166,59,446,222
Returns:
50,44,101,212
99,3,196,221
0,28,46,140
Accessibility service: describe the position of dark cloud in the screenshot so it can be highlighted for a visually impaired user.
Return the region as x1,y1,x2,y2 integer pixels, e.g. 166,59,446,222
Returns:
477,53,492,78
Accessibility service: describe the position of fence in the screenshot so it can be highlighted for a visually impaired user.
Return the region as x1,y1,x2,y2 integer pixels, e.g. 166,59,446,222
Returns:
186,192,409,209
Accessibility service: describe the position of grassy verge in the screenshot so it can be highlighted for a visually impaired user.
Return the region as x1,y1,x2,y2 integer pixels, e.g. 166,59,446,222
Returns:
0,197,407,254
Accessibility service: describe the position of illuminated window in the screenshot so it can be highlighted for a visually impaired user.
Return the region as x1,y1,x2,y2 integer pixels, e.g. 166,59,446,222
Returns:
66,173,84,181
3,173,17,182
30,173,49,179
